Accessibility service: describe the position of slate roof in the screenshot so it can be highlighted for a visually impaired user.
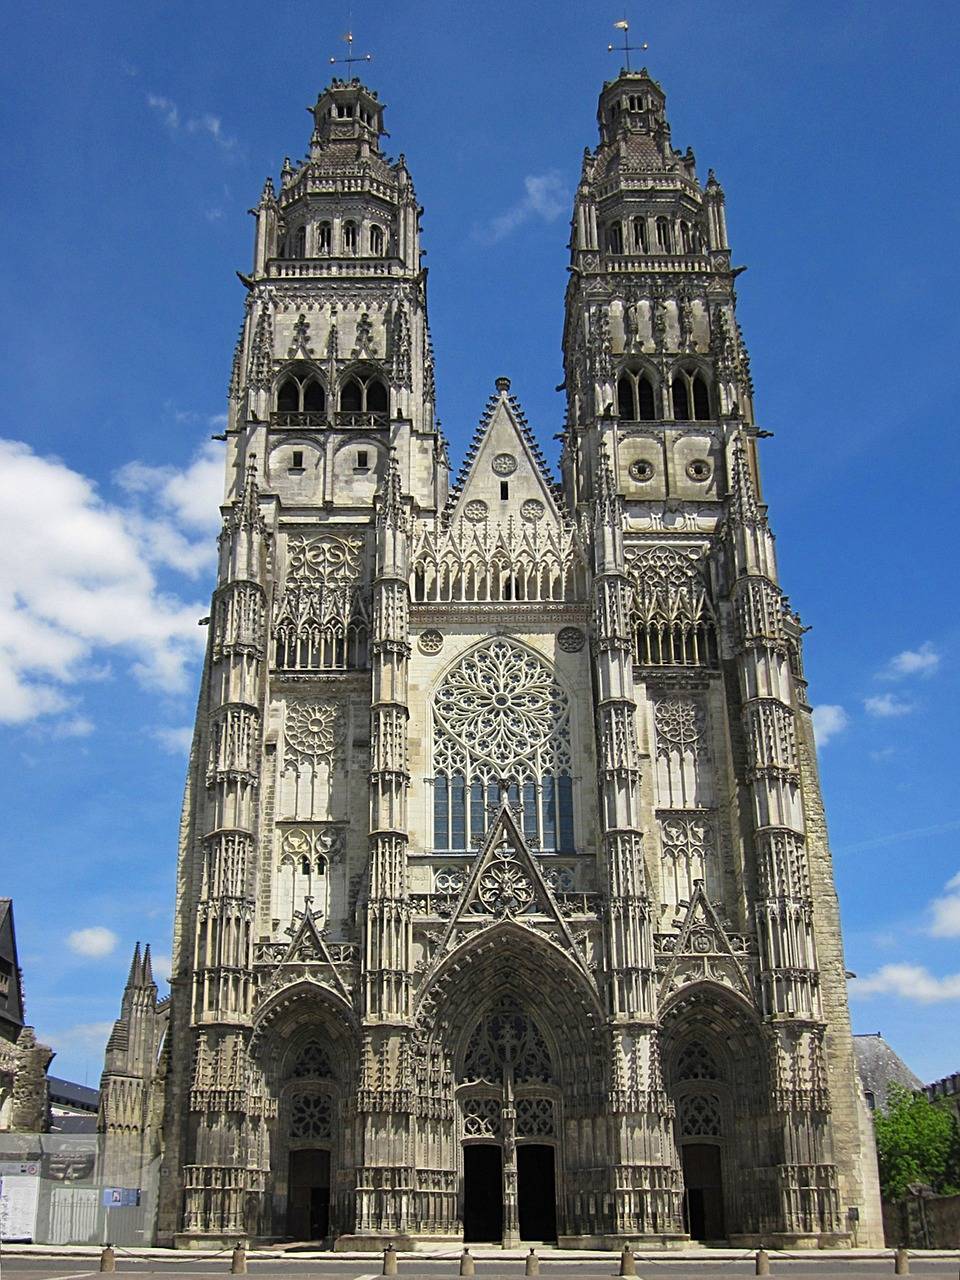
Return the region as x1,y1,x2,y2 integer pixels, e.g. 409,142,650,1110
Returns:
854,1033,923,1112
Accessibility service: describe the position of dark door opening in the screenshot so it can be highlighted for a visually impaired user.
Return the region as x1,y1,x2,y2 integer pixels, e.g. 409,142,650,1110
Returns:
288,1149,331,1240
681,1143,724,1241
463,1144,503,1242
517,1144,557,1242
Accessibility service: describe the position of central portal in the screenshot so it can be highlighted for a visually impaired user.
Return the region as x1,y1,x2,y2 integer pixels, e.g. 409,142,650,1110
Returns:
518,1144,557,1242
463,1144,504,1242
681,1144,724,1241
287,1149,331,1241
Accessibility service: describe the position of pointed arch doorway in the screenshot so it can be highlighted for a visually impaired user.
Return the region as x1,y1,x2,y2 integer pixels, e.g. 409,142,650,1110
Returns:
458,1002,559,1244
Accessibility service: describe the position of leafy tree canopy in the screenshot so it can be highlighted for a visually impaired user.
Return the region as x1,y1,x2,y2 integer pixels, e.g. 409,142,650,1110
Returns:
874,1083,960,1200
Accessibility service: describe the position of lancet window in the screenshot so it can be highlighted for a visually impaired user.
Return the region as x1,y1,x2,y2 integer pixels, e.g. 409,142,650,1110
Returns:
632,216,648,252
342,220,358,253
275,367,326,420
671,367,711,421
369,224,385,255
432,640,574,852
273,534,369,671
410,516,586,604
627,545,719,668
607,222,624,254
617,368,657,421
317,222,332,254
338,370,388,424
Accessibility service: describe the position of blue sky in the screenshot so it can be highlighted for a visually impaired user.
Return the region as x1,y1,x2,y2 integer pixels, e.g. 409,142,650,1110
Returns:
1,0,958,1088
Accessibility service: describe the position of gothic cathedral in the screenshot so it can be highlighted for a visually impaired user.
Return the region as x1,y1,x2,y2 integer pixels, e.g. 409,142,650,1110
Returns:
99,70,883,1249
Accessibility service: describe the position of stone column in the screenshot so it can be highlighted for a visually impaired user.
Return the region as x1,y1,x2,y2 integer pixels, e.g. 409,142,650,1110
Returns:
592,440,683,1239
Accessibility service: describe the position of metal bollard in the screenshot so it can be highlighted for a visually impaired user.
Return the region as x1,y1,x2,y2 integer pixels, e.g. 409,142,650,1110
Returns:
382,1243,399,1276
525,1248,540,1276
619,1243,637,1277
756,1248,770,1276
230,1243,247,1276
99,1245,116,1274
894,1248,909,1276
460,1248,475,1276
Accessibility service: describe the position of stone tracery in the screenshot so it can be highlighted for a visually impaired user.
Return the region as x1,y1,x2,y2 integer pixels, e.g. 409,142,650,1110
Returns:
433,640,574,851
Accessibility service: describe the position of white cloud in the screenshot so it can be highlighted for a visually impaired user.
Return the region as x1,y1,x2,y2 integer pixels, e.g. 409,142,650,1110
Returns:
48,1020,115,1051
151,952,173,983
153,725,194,755
928,871,960,939
477,171,568,244
850,963,960,1003
864,693,914,718
146,93,179,130
50,715,95,739
0,437,216,727
147,95,239,156
812,703,848,746
67,927,119,959
882,641,940,680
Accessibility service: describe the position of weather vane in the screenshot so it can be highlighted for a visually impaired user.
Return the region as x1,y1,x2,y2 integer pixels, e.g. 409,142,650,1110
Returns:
329,28,372,71
608,15,648,72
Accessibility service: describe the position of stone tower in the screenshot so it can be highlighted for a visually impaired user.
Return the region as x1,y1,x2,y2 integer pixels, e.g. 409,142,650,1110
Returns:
103,70,882,1249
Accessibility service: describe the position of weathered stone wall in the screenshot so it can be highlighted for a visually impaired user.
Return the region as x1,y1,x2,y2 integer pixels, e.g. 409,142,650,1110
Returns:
883,1194,960,1248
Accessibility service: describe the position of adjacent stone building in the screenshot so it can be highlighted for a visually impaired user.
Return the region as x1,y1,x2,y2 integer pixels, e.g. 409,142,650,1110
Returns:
100,69,883,1248
0,899,53,1134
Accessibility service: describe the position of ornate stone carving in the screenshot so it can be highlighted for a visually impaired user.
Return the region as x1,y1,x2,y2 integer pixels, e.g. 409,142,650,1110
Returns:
461,1003,554,1084
283,702,345,768
557,626,585,652
290,1091,332,1139
463,499,488,523
491,452,517,476
474,840,535,916
654,698,707,758
418,628,444,655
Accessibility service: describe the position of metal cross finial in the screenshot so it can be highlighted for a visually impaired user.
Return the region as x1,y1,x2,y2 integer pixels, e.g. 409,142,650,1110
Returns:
329,28,372,71
607,16,648,73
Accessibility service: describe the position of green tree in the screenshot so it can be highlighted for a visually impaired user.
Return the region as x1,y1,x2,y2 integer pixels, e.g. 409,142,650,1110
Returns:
874,1084,960,1200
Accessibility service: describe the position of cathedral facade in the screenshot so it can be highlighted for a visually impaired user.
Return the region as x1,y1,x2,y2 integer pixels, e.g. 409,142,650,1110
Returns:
100,70,883,1249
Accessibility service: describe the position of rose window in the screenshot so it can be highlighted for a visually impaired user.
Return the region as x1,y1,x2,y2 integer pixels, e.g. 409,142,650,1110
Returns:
432,640,574,852
290,1091,332,1140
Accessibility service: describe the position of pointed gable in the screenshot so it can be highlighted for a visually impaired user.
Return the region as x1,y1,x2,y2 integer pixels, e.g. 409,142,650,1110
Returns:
659,881,754,1003
447,377,563,526
424,803,592,984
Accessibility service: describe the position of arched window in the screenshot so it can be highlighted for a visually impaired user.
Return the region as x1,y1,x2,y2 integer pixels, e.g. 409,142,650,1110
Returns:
656,217,673,253
293,225,306,258
617,368,658,422
679,220,692,254
432,640,575,852
632,217,648,252
274,368,326,420
607,222,623,254
369,224,384,256
342,220,358,253
617,373,634,420
692,372,710,420
338,371,388,421
302,380,325,412
317,222,331,254
672,373,690,421
672,368,711,422
277,378,300,413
